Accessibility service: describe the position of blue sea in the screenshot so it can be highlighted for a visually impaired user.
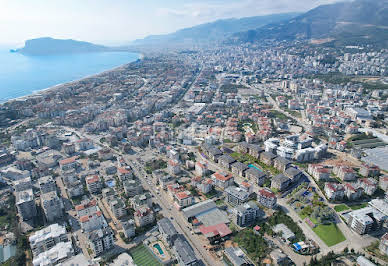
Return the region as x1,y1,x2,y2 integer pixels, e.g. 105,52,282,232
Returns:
0,49,139,103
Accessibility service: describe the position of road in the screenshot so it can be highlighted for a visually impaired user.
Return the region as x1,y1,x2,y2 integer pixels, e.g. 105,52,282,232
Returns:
125,156,222,266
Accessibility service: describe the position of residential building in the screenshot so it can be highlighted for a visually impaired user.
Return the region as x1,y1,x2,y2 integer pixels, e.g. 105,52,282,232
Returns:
41,191,64,223
75,199,98,217
379,233,388,256
134,207,155,227
29,224,68,257
39,175,57,194
123,179,143,197
245,167,266,186
86,175,102,194
131,193,153,209
271,175,291,192
174,191,194,209
218,154,236,170
87,227,114,257
360,164,380,177
197,179,213,194
249,145,264,159
308,164,330,181
109,198,127,219
334,165,356,181
211,172,234,189
231,162,249,177
344,183,363,200
195,162,209,177
324,183,345,201
59,156,79,171
168,160,181,175
358,178,378,196
80,210,106,232
235,201,263,227
274,157,291,172
380,176,388,191
257,188,277,209
173,236,198,266
121,220,135,239
158,218,178,247
15,189,37,221
284,167,303,182
225,186,250,206
32,241,74,266
346,207,386,235
260,152,277,166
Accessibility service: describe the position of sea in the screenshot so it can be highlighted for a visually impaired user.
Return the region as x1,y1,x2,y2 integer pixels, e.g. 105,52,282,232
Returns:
0,49,139,103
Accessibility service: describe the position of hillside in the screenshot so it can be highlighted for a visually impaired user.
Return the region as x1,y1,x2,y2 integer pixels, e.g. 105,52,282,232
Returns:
232,0,388,47
16,37,109,55
131,13,299,46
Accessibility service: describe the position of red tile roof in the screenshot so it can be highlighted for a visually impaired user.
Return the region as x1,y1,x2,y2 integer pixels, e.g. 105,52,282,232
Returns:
199,223,232,238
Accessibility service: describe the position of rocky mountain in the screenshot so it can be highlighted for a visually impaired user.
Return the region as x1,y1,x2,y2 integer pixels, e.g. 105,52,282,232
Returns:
15,37,109,55
232,0,388,47
131,13,299,46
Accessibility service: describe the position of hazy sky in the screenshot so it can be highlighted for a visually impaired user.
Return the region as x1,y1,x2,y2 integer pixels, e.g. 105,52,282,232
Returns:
0,0,345,46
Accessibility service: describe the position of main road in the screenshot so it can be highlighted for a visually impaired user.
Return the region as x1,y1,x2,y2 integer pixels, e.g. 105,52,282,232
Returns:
125,156,222,266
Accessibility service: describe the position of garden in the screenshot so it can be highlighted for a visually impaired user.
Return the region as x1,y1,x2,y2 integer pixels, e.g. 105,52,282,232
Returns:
288,185,346,247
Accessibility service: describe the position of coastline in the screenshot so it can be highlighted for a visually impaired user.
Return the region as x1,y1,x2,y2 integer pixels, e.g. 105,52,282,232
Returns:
1,51,143,105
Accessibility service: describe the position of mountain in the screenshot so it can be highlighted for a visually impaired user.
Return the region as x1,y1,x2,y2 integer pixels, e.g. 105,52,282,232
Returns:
132,13,299,46
15,37,110,55
232,0,388,47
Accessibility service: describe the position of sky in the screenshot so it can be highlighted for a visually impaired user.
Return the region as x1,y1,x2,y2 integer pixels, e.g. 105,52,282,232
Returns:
0,0,346,46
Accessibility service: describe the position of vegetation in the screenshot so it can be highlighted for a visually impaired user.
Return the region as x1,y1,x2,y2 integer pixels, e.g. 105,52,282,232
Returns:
145,159,167,174
230,152,280,175
219,84,247,93
334,204,350,212
129,244,162,266
365,241,388,262
0,194,17,231
233,229,269,262
270,110,290,121
349,202,368,210
312,223,346,247
272,212,304,241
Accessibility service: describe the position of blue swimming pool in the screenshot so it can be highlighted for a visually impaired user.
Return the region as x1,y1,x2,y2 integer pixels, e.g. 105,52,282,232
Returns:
248,164,263,172
153,243,164,255
106,180,116,188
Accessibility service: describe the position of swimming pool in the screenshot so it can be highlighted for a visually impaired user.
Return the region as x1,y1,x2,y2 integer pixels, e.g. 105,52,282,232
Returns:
153,243,164,255
106,180,116,188
248,164,263,172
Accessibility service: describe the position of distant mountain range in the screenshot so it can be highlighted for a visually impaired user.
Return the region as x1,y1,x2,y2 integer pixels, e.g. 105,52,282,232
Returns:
131,13,300,46
14,0,388,55
14,37,110,55
231,0,388,47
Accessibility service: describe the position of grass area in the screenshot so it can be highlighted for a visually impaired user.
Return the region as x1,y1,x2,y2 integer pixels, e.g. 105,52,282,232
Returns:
270,110,290,121
129,244,162,266
349,202,368,210
215,199,224,206
283,108,302,118
312,223,346,247
334,204,350,212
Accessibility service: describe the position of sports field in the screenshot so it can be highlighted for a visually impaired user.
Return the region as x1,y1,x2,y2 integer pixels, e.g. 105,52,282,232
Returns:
129,244,162,266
